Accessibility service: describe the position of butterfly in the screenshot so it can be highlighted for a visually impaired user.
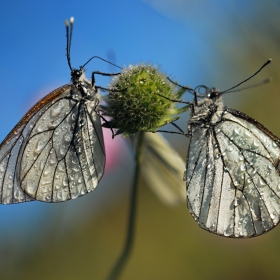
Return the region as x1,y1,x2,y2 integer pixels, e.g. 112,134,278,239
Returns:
182,59,280,237
0,17,119,204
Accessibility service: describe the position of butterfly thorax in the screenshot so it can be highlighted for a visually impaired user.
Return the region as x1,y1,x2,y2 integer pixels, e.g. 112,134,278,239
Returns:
70,67,98,102
189,95,224,128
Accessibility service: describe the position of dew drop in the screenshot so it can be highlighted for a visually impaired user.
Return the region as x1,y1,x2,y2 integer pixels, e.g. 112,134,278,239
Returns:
252,168,257,175
234,180,240,187
253,140,259,148
72,166,80,172
64,133,72,142
268,164,274,170
41,179,51,185
245,130,251,137
42,187,48,194
58,164,65,172
35,139,46,153
240,163,246,172
49,157,56,165
233,127,240,135
51,105,62,117
44,167,51,175
37,125,44,132
259,178,266,186
26,180,36,194
60,146,66,156
79,119,85,127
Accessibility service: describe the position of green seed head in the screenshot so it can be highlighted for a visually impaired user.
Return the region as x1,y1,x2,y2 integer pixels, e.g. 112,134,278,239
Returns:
101,64,187,137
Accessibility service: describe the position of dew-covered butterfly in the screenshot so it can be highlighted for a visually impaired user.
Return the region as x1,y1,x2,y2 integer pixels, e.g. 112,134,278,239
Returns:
183,59,280,237
0,17,120,204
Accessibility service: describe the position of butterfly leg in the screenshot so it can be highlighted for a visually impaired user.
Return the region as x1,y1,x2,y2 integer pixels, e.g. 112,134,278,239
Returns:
91,71,121,87
93,98,115,139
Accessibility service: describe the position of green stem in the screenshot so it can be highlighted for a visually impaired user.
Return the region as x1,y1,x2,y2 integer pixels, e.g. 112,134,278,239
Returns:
107,131,145,280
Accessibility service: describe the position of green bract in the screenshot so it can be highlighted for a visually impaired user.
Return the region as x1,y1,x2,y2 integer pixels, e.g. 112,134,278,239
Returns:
101,64,188,136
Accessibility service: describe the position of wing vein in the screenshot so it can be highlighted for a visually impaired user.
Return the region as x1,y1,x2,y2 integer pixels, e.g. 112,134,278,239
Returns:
86,109,105,156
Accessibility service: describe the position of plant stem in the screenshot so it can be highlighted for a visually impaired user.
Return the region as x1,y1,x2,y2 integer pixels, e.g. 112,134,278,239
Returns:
107,131,145,280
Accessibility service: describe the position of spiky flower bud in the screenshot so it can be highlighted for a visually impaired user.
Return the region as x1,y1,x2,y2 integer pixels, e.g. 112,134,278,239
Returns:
101,64,187,136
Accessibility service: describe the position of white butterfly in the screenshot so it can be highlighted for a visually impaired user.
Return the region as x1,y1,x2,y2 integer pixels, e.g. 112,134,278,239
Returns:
0,18,118,204
184,59,280,237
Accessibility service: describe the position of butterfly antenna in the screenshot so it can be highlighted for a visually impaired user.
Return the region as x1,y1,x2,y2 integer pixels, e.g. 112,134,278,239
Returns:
221,58,272,94
65,17,74,71
82,56,123,70
223,77,272,94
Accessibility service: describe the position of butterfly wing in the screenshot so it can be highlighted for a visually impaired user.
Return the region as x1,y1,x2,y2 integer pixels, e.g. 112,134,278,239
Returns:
186,109,280,237
0,85,72,204
0,84,105,203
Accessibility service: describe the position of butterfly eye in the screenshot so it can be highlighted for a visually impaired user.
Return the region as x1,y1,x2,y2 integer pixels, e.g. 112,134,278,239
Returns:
71,69,83,82
207,87,220,99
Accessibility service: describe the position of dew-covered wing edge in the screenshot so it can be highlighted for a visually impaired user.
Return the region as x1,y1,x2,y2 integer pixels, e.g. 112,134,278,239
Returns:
226,107,280,149
0,84,72,204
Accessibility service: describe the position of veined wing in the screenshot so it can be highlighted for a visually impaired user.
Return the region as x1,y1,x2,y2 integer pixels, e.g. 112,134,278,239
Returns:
18,87,105,203
186,110,280,238
0,85,72,204
0,84,105,204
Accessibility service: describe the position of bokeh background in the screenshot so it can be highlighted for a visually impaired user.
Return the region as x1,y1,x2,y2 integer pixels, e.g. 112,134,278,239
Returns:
1,0,280,279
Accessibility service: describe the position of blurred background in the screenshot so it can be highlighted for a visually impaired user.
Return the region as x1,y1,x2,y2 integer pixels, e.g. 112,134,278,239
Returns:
1,0,280,279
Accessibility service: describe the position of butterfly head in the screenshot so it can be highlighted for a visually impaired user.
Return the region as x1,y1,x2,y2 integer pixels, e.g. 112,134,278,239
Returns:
192,86,221,104
190,86,223,123
207,87,220,99
71,67,85,84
